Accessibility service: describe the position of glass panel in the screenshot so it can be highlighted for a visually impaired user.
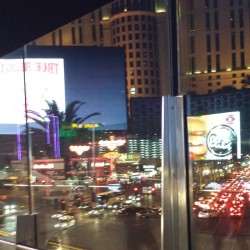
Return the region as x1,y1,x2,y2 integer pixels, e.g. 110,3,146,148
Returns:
182,0,250,247
186,89,250,250
0,0,171,249
0,48,30,242
24,45,161,250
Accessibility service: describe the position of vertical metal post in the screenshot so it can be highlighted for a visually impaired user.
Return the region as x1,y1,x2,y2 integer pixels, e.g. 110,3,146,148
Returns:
161,96,190,250
92,123,96,176
22,45,34,215
160,1,193,248
17,45,38,249
168,0,179,96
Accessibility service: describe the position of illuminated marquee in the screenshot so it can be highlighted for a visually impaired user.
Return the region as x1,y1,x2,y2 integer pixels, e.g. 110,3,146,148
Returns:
103,152,121,160
61,123,99,129
69,145,90,155
99,139,126,151
33,163,54,169
90,162,110,167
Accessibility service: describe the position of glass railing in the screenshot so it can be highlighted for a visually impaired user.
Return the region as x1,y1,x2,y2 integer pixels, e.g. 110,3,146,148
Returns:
0,44,162,250
1,1,250,250
187,89,250,250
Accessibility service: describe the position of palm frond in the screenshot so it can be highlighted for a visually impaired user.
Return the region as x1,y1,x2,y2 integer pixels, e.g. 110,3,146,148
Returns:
76,112,101,124
27,110,46,129
65,101,86,123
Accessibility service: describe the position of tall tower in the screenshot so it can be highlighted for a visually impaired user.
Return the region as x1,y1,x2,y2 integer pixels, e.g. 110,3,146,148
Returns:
179,0,250,94
31,0,168,116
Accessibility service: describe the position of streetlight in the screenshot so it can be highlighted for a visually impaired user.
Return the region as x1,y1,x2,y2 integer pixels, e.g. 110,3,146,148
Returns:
69,145,90,156
99,136,126,175
83,123,100,177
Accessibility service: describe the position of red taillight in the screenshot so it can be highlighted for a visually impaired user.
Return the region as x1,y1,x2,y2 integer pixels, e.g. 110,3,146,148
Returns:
1,195,7,200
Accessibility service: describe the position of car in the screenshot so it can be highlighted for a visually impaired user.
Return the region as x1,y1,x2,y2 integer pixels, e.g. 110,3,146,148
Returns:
229,208,242,217
107,202,123,210
198,209,219,218
51,212,64,219
135,207,160,218
198,201,211,210
219,195,229,203
232,200,244,207
54,215,76,229
142,186,156,194
117,206,147,216
79,204,93,211
88,207,105,217
51,210,76,220
124,199,133,205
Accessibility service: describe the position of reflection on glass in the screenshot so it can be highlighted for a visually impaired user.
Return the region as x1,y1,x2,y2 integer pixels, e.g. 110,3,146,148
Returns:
0,44,162,250
188,89,250,250
0,0,169,249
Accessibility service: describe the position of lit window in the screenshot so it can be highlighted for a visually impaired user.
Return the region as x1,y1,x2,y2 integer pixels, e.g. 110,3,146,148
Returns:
130,88,136,94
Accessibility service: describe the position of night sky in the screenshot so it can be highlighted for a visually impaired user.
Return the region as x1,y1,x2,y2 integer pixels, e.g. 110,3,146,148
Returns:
0,0,114,57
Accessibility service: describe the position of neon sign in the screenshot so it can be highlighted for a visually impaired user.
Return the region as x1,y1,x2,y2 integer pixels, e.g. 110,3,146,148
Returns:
99,139,126,151
69,145,90,155
103,152,121,160
33,163,54,169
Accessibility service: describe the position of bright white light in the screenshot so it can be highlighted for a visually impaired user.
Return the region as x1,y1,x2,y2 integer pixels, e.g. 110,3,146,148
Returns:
0,58,65,124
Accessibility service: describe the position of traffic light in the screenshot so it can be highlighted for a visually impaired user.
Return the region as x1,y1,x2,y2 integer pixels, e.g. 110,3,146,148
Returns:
60,199,66,210
133,187,139,194
76,197,81,207
74,195,81,207
151,187,156,195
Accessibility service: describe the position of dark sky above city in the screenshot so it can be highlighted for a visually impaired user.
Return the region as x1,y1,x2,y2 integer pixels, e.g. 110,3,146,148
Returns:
0,0,113,57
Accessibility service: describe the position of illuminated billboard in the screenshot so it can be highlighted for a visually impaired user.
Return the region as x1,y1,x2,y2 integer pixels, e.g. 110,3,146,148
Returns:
188,111,241,161
2,46,127,133
0,58,65,124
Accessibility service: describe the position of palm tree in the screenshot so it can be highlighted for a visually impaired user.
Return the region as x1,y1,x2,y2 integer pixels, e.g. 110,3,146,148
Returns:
27,99,101,158
44,100,101,127
28,99,101,129
43,100,65,124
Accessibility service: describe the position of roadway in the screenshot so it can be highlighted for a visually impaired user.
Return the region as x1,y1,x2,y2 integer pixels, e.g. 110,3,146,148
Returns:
2,177,250,250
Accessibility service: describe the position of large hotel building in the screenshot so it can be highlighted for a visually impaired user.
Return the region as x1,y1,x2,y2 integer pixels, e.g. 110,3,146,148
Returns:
180,0,250,94
31,0,169,106
29,0,250,158
31,0,250,98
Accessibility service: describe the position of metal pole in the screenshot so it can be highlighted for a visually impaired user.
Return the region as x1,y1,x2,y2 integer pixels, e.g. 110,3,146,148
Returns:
92,123,96,177
22,45,34,215
168,0,179,96
161,96,190,250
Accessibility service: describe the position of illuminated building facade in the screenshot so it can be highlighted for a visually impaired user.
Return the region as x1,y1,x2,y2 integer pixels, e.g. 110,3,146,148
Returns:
29,0,168,165
31,0,169,113
179,0,250,94
28,0,250,164
127,136,162,159
31,0,250,99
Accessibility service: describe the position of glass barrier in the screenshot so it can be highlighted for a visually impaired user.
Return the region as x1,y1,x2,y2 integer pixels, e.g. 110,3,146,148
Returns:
186,90,250,250
4,0,250,249
0,48,29,243
180,0,250,248
0,38,163,249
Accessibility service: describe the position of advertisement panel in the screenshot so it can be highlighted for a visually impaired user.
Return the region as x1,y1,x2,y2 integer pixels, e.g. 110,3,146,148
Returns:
0,58,65,124
188,111,241,161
